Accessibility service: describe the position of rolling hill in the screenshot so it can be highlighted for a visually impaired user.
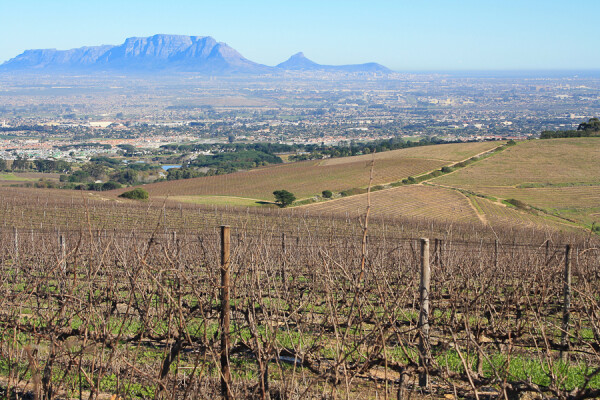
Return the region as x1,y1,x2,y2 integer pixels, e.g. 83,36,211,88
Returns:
109,141,500,202
302,138,599,232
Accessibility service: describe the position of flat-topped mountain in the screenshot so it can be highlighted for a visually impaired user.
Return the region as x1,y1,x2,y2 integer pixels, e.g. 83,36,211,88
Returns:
1,34,270,74
0,34,391,75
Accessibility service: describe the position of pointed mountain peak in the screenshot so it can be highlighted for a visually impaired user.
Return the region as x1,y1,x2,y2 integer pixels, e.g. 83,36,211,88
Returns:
277,52,321,70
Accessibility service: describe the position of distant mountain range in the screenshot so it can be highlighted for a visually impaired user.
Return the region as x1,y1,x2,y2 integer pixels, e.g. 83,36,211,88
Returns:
0,34,391,75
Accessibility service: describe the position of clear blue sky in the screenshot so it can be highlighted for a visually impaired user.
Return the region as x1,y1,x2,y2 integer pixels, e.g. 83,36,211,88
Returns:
1,0,599,70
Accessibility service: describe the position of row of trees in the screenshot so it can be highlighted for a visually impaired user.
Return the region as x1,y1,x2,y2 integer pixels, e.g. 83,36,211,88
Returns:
0,156,71,173
540,117,600,139
289,136,449,161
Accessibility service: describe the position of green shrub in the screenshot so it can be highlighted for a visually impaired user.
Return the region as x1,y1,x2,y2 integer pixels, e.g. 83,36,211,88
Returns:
101,181,121,191
340,188,367,197
322,190,333,198
441,166,454,173
119,188,149,200
505,198,527,209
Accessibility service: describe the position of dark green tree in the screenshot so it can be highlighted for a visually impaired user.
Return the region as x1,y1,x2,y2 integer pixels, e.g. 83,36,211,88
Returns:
119,188,149,200
11,155,29,171
101,181,121,191
81,163,106,179
578,117,600,132
112,169,138,185
322,190,333,198
273,190,296,208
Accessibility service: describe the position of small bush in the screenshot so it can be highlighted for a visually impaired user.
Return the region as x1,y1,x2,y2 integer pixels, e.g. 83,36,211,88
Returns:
119,188,149,200
102,181,121,191
294,198,317,206
441,166,454,173
322,190,333,198
505,198,527,209
340,188,367,197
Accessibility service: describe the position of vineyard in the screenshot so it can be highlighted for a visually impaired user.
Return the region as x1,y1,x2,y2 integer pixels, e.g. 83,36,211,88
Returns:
1,184,600,399
432,138,600,188
466,186,600,227
299,185,482,226
466,196,579,232
430,138,600,231
111,141,500,202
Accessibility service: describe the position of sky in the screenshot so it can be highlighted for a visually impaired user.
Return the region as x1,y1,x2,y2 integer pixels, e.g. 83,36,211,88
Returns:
1,0,599,71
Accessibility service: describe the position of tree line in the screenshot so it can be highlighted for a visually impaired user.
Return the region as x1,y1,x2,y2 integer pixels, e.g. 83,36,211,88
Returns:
540,117,600,139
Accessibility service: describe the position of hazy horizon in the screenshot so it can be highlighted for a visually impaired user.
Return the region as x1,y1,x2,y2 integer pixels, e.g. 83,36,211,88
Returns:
1,0,599,71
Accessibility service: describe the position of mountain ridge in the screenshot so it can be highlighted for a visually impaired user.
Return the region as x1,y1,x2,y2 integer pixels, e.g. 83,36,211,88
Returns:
0,34,391,75
276,51,390,73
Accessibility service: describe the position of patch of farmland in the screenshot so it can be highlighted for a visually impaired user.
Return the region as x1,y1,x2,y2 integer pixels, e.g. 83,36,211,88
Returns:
471,185,600,210
321,141,501,166
169,195,270,207
0,172,60,186
433,138,600,188
118,141,502,201
300,185,482,224
119,156,447,201
470,196,579,232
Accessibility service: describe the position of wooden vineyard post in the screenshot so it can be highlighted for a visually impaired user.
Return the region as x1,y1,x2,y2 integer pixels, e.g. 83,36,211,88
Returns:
494,239,499,269
220,225,233,399
437,238,444,269
281,232,287,289
59,234,66,273
561,244,572,362
418,238,431,388
13,227,18,261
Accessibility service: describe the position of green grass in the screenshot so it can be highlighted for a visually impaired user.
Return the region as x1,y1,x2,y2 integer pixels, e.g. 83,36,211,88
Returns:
169,195,272,207
435,350,600,391
0,173,39,182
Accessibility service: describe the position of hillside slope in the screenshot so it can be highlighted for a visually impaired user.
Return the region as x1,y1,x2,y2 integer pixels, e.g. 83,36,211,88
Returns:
431,138,600,227
302,138,597,232
110,141,500,201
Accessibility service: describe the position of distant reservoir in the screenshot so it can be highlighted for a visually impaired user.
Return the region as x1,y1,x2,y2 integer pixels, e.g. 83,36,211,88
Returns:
161,165,181,171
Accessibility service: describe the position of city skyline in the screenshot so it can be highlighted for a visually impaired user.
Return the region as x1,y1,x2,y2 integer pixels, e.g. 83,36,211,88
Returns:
1,0,599,71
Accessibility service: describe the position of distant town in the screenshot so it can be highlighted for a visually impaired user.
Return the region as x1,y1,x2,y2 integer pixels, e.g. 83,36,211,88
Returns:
1,72,598,163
